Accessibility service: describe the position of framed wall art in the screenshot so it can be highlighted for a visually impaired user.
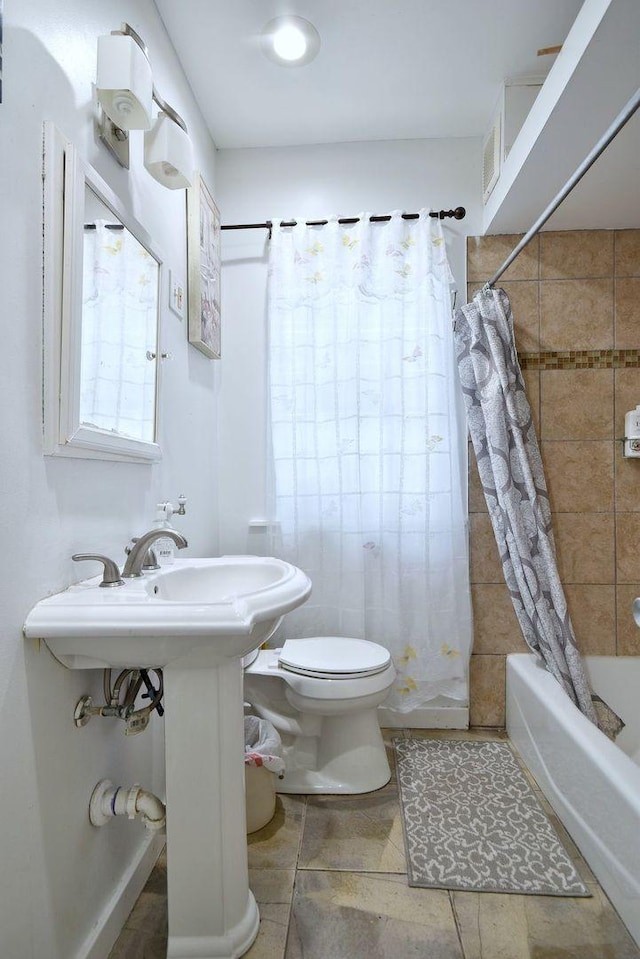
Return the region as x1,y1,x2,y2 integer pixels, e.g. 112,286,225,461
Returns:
187,172,221,358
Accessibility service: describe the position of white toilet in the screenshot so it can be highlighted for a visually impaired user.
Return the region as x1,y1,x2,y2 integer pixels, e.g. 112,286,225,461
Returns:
243,636,396,794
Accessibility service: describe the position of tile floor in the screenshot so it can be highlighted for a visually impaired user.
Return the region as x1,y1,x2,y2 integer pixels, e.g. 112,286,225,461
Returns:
108,728,640,959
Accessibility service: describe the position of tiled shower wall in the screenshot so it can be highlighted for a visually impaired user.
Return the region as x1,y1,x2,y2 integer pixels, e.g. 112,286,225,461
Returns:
466,229,640,725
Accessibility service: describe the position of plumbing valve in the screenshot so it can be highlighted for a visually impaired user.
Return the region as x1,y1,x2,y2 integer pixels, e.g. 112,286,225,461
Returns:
157,494,187,519
73,668,163,732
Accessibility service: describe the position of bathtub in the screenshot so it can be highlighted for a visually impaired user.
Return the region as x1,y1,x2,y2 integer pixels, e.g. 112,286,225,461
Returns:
506,653,640,946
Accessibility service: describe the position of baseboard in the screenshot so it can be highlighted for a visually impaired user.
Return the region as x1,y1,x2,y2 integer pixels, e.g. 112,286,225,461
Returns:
76,831,165,959
378,705,469,729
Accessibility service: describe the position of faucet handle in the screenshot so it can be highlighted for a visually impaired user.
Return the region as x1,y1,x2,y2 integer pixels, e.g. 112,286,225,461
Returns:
72,554,124,588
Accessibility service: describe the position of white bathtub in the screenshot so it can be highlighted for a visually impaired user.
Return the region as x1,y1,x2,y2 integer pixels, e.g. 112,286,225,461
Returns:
506,653,640,946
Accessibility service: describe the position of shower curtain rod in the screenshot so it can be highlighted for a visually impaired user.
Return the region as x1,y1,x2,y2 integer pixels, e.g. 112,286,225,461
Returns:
221,207,466,238
485,86,640,290
84,223,124,230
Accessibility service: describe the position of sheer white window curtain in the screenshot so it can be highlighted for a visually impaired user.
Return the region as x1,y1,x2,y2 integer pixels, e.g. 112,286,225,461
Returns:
267,211,472,710
81,221,158,441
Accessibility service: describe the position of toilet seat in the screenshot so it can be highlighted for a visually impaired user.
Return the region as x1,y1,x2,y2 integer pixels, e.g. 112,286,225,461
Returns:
278,637,391,680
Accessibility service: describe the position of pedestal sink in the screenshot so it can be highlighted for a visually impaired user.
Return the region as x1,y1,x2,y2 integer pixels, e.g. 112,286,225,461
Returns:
24,556,311,959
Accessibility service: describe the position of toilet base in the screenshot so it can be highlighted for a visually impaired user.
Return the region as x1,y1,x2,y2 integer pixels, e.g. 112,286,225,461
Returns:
275,708,391,794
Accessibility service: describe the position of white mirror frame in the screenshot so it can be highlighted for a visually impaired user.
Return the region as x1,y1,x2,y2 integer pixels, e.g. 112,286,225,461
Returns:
43,123,163,463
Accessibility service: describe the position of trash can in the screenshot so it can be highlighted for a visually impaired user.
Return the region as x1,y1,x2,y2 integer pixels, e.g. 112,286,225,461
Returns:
244,715,285,833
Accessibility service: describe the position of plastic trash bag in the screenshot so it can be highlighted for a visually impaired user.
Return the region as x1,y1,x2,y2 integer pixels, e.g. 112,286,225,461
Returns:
244,715,285,776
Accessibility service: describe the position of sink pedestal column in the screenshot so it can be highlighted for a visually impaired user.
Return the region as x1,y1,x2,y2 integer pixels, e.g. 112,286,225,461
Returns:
164,651,259,959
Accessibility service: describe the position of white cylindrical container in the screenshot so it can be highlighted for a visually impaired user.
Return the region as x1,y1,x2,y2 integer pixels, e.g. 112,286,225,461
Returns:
624,405,640,457
245,765,277,833
153,504,176,565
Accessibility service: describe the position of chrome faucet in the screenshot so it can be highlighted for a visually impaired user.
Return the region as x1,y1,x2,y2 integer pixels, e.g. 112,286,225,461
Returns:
122,528,188,578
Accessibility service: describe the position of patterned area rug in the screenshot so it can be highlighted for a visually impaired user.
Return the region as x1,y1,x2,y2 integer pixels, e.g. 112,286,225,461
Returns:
394,739,590,896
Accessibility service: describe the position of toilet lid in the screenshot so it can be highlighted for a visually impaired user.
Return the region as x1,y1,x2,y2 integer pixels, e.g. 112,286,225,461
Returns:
278,637,391,679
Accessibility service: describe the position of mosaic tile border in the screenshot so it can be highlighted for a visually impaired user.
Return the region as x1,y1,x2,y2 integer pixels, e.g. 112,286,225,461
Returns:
519,349,640,371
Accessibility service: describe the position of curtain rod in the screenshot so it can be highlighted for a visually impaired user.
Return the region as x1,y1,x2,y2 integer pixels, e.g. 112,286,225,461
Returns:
84,223,124,231
485,86,640,290
221,207,466,239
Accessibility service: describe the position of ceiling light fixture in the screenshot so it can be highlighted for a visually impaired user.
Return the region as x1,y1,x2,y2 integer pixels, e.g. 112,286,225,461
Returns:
96,23,193,189
260,16,320,67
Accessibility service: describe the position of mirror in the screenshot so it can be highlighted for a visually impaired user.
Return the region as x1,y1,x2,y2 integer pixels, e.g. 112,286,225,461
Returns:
43,124,163,462
81,186,159,443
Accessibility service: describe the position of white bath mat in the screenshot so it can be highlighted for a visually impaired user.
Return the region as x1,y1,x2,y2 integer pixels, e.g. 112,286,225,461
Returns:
395,739,590,896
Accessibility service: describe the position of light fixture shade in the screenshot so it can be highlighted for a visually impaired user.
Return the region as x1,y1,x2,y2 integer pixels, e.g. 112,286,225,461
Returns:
144,113,194,189
96,33,153,131
260,16,321,66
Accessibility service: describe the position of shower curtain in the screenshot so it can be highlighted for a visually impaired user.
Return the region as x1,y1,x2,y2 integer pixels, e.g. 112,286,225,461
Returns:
267,210,472,711
454,287,604,726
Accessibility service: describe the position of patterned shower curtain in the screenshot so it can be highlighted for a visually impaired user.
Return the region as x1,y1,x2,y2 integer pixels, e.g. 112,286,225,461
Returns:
454,287,602,725
267,211,472,711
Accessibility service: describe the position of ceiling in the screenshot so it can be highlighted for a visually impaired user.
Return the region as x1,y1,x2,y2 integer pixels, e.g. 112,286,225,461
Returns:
154,0,584,149
154,0,639,232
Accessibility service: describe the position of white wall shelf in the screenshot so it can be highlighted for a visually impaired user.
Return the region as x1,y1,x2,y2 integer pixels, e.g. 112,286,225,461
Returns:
483,0,640,234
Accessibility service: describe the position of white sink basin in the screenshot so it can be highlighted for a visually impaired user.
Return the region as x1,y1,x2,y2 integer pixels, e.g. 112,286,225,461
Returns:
24,555,311,669
149,558,287,603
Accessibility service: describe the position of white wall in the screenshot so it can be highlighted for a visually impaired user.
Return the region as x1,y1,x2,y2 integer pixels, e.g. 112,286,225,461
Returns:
215,138,482,556
0,2,218,957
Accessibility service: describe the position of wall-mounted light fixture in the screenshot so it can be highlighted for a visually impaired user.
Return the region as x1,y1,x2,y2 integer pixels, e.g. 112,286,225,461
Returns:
144,104,192,190
96,23,193,189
